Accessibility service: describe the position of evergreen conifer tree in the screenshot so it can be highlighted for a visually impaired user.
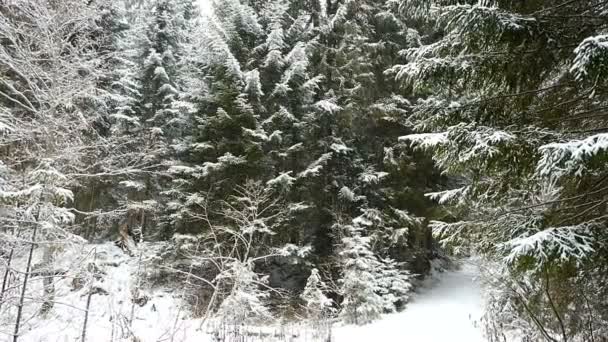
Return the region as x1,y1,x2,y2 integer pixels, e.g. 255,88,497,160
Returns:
393,0,608,338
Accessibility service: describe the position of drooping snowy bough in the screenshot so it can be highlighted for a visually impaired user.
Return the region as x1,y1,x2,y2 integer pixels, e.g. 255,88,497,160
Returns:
395,1,608,340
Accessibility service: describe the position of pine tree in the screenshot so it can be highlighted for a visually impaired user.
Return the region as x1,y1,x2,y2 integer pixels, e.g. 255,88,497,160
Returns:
170,0,437,322
301,268,334,319
337,210,414,325
83,0,200,241
393,0,608,339
338,225,385,325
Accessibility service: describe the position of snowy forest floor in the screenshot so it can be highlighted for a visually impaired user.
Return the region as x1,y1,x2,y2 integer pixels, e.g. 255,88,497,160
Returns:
1,243,488,342
333,260,486,342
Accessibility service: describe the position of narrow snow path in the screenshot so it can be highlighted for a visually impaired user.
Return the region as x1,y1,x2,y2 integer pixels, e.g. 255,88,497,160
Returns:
334,262,485,342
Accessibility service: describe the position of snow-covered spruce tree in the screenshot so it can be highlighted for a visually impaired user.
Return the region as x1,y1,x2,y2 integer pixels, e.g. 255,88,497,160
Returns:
128,0,199,239
138,0,196,138
351,209,415,310
392,0,608,339
68,0,148,242
301,268,334,320
292,0,439,275
169,0,271,231
166,0,436,321
213,261,273,331
338,216,412,325
338,224,384,325
71,0,200,242
167,0,325,290
301,268,334,339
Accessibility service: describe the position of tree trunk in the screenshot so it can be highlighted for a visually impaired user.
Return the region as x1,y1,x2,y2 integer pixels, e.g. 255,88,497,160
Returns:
81,250,97,342
1,227,22,312
85,189,96,241
129,249,143,325
13,225,37,342
0,246,15,312
40,243,55,315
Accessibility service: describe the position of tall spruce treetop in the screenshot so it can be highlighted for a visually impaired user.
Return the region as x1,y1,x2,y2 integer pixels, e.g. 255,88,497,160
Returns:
139,0,196,140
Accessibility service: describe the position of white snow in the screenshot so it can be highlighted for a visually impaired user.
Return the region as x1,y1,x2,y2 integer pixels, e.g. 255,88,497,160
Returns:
571,34,608,80
198,0,212,16
502,225,595,264
2,240,490,342
334,261,486,342
426,186,468,204
399,132,448,148
267,171,296,188
314,99,341,114
298,153,332,178
330,143,352,154
537,133,608,178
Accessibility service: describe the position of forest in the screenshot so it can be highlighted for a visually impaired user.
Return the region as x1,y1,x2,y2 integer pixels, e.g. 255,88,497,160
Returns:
0,0,607,341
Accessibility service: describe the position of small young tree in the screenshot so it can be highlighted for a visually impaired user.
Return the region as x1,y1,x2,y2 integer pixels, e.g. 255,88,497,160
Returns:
338,212,413,325
338,225,384,325
301,268,334,320
301,268,334,340
376,257,412,312
214,260,273,327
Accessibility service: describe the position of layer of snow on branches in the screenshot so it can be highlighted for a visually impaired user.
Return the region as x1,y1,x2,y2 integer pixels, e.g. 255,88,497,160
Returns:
267,171,296,188
314,99,342,114
288,202,311,212
571,34,608,81
339,186,364,202
243,127,270,141
202,153,246,177
167,164,197,176
426,187,468,204
399,132,448,149
537,133,608,177
298,153,332,178
330,142,352,154
119,180,146,191
359,170,389,184
502,225,595,264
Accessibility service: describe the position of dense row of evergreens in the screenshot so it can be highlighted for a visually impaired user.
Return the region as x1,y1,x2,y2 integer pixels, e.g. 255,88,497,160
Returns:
1,0,608,340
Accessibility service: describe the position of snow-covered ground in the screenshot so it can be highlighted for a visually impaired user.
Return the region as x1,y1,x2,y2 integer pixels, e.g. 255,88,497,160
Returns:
1,243,487,342
334,261,486,342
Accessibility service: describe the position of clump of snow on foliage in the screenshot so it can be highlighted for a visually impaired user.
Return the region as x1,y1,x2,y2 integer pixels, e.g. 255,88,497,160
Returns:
426,187,469,205
267,171,296,189
502,225,596,265
537,133,608,178
202,152,246,177
359,169,389,184
298,153,332,178
119,180,146,191
399,132,448,149
330,142,352,154
571,34,608,81
314,98,342,114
